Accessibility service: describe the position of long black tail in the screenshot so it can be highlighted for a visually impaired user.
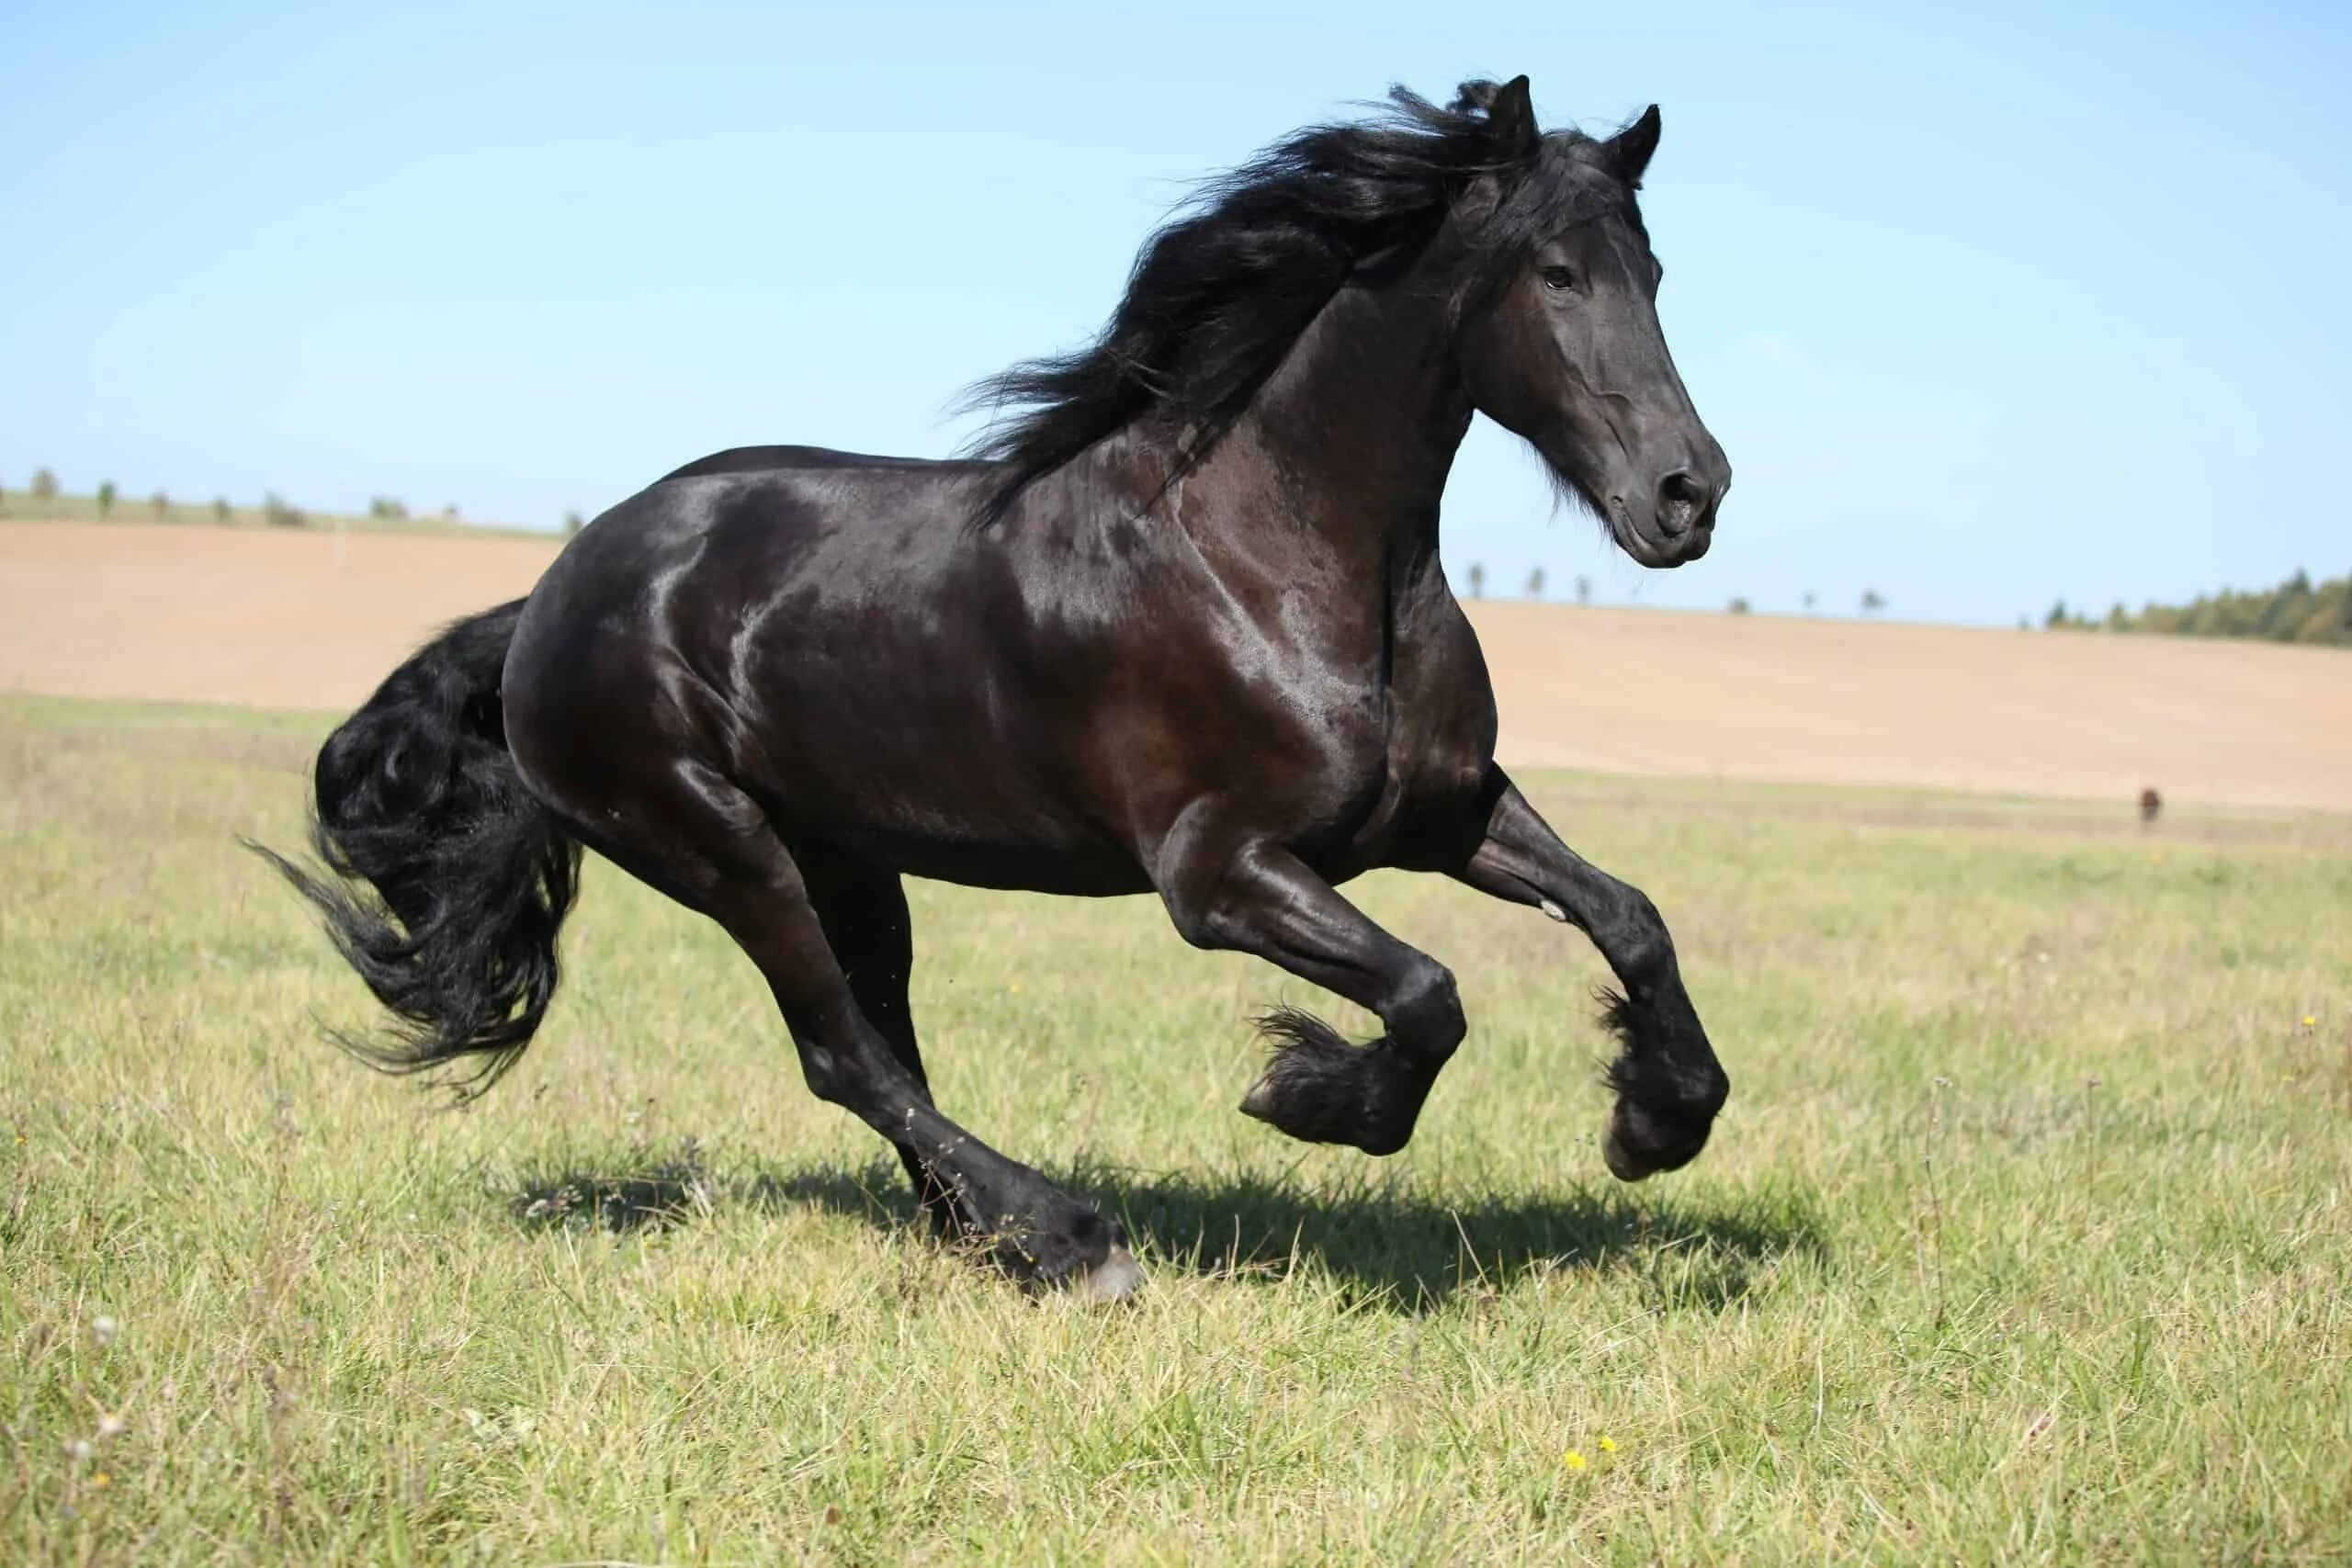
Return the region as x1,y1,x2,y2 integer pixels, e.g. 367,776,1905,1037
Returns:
253,599,581,1096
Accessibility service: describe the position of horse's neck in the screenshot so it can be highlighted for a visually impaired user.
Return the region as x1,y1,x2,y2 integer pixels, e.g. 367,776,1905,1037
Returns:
1215,267,1471,584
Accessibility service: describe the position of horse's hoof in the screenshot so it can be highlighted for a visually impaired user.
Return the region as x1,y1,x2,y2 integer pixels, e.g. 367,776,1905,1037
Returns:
1601,1121,1653,1182
1238,1074,1281,1122
1238,1017,1426,1156
1077,1243,1147,1303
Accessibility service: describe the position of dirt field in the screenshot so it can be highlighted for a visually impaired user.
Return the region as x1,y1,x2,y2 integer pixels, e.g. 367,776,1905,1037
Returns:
7,519,2347,810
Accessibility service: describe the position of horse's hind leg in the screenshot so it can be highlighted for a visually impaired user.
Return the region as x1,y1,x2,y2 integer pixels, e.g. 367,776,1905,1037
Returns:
797,850,959,1232
555,754,1139,1295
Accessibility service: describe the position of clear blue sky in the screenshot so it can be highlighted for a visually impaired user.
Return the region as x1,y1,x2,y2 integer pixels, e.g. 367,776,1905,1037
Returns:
4,1,2346,624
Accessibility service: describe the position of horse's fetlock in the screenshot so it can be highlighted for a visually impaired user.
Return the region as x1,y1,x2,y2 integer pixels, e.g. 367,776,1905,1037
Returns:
1390,961,1464,1065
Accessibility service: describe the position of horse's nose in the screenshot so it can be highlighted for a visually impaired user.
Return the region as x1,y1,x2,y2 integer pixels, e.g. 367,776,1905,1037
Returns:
1654,468,1716,538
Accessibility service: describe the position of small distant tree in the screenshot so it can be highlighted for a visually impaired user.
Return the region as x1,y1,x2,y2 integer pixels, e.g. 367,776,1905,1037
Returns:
1526,567,1546,601
31,468,58,501
368,496,408,521
2045,599,2068,629
563,509,584,536
151,490,170,519
1860,589,1885,616
1728,596,1751,615
96,480,118,518
212,497,231,522
1802,591,1817,612
1466,562,1485,599
263,491,306,528
1575,574,1591,605
442,503,460,521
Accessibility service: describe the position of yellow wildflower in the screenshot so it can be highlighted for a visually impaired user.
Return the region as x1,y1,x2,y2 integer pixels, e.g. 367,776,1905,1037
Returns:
2302,1014,2317,1029
1562,1450,1587,1472
1598,1435,1618,1453
93,1472,110,1488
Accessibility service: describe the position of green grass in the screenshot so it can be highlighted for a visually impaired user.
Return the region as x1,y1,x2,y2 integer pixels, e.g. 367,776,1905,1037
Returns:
3,693,2348,1563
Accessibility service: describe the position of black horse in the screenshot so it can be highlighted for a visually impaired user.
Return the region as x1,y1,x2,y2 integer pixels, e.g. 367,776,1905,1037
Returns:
263,77,1732,1299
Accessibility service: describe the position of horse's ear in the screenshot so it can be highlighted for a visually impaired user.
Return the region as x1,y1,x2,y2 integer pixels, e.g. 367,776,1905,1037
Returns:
1606,105,1662,185
1487,74,1538,160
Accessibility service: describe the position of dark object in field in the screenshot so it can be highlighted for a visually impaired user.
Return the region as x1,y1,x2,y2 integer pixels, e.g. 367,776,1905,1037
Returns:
2140,786,2163,824
254,78,1733,1299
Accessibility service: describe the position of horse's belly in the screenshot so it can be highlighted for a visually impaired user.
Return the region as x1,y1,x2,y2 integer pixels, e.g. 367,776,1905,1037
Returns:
736,726,1151,896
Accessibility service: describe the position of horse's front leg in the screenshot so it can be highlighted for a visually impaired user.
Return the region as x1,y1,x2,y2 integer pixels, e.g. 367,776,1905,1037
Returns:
1157,837,1464,1156
1406,769,1729,1181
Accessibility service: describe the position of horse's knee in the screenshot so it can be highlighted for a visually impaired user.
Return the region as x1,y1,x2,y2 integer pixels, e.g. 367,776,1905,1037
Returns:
1603,887,1676,989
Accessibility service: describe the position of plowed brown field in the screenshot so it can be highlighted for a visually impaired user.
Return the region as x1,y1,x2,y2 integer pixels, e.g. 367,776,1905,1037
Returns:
7,520,2346,810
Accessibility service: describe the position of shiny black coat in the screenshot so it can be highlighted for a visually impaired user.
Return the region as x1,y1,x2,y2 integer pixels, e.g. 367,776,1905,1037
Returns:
267,78,1732,1294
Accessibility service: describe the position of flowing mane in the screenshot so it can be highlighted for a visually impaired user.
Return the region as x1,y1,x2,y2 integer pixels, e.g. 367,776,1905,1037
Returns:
961,80,1623,524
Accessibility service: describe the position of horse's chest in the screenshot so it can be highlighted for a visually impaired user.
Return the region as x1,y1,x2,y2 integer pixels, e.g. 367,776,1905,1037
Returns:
1386,699,1494,824
1388,609,1498,785
1306,660,1496,871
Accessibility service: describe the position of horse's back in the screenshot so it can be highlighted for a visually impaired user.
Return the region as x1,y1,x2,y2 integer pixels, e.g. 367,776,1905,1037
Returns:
538,446,982,604
515,446,990,704
660,445,986,483
505,445,1135,879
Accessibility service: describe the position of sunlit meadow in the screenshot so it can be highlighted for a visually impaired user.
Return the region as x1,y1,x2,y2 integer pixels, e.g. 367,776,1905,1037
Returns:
3,694,2347,1562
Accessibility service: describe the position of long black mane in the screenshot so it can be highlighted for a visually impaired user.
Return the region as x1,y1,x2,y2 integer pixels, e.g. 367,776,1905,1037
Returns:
962,80,1618,524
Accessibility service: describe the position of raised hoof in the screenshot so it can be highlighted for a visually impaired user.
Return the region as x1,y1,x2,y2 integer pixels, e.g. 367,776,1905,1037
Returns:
1239,1006,1431,1156
1601,1122,1654,1183
1600,1098,1718,1183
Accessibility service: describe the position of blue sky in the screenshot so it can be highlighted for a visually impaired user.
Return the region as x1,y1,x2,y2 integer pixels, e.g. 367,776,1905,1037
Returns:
3,1,2346,624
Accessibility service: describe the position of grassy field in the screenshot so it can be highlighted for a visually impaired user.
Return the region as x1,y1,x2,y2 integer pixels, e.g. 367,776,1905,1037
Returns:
3,693,2348,1563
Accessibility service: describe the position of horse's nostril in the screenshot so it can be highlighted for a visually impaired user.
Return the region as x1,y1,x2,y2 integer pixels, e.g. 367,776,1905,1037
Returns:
1656,468,1713,536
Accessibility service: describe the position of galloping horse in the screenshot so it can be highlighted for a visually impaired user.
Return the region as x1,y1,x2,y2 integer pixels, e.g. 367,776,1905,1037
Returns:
262,77,1733,1298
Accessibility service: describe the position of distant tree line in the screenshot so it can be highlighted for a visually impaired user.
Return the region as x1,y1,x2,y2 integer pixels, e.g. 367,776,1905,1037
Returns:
2046,569,2350,647
2,468,560,532
1443,565,1880,619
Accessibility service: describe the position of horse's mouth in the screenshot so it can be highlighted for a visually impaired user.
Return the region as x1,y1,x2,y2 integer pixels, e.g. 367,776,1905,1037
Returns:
1607,495,1712,568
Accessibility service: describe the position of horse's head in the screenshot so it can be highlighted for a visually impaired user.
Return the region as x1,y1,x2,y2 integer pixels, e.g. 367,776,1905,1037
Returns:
1450,80,1729,568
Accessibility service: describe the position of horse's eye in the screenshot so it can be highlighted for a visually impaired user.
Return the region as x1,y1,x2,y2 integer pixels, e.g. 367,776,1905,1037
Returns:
1539,265,1577,293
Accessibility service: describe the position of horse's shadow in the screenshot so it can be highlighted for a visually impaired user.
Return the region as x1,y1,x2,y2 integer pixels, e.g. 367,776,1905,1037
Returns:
511,1144,1825,1314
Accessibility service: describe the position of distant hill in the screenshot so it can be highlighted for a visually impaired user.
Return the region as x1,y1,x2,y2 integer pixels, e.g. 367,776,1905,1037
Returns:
2048,570,2350,647
7,522,2349,809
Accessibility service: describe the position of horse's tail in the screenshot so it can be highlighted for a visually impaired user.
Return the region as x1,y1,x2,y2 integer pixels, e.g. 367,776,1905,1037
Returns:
251,598,581,1096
